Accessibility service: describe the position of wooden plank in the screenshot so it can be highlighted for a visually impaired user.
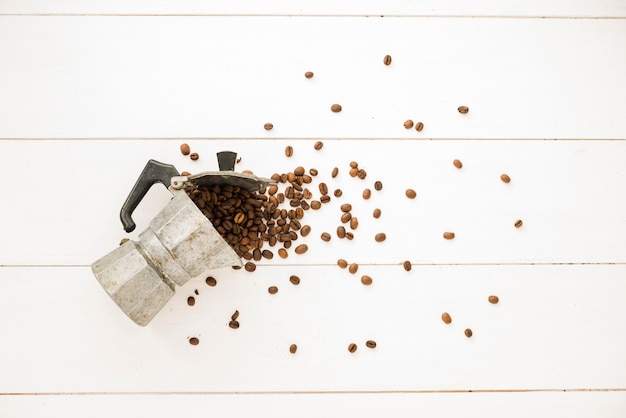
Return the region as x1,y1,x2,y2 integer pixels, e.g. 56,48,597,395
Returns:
1,139,625,265
1,392,626,418
1,265,625,392
0,17,624,140
1,0,625,18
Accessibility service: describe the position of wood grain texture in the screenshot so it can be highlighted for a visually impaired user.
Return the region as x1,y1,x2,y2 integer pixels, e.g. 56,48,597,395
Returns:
0,17,624,139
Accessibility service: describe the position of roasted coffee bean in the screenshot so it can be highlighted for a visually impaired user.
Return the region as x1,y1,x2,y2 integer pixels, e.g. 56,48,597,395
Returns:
374,181,383,191
319,182,329,195
268,286,278,294
464,328,473,338
403,119,414,129
373,208,381,218
180,143,191,155
348,263,359,274
500,173,511,183
181,171,191,176
321,232,331,242
415,122,424,132
405,189,417,199
357,169,367,180
350,161,358,168
194,289,199,295
289,344,298,353
294,166,305,176
309,168,318,176
488,295,499,304
264,123,274,130
285,146,294,157
262,249,273,259
345,232,354,240
320,195,331,203
348,343,357,353
514,219,523,228
187,296,195,306
453,159,463,169
361,275,373,285
244,262,256,272
334,189,342,197
441,312,452,324
229,320,240,329
119,238,129,246
231,310,240,321
341,212,352,223
383,54,392,65
234,212,246,224
362,189,371,199
458,106,469,114
278,248,288,258
295,244,308,254
337,259,348,268
349,167,358,177
366,340,377,349
374,233,386,242
289,275,301,285
300,225,311,237
332,167,339,178
304,71,314,79
337,226,346,238
189,337,199,345
340,203,352,212
314,141,324,150
253,248,262,261
190,152,199,161
310,200,321,210
443,232,455,240
331,104,342,113
350,217,358,230
206,276,217,287
403,261,412,271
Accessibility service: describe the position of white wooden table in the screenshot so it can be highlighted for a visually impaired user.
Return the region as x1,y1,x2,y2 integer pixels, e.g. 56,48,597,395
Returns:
1,1,625,416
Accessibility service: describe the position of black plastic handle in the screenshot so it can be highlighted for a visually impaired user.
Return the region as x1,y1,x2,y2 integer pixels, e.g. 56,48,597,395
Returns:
120,160,180,233
217,151,237,171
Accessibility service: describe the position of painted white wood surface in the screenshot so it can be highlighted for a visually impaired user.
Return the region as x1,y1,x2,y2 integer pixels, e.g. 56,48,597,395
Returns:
0,17,625,140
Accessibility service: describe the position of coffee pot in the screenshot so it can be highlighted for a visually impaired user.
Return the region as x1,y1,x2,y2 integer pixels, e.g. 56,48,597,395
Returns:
91,151,274,326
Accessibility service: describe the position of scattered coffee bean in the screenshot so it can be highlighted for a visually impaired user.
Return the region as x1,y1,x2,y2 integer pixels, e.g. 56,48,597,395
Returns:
443,232,455,240
300,225,311,237
403,261,412,271
373,208,381,219
309,168,318,176
514,219,523,228
119,238,129,246
320,195,331,203
362,189,372,199
415,122,424,132
194,289,199,295
332,167,339,178
189,337,199,345
464,328,473,338
374,181,383,191
350,217,358,230
262,249,273,259
206,276,217,287
310,200,321,209
500,173,511,183
341,212,352,223
319,182,328,195
334,189,342,197
337,226,346,238
405,189,417,199
304,71,314,79
278,248,288,259
231,310,240,321
441,312,452,324
294,166,305,176
404,119,414,129
453,159,463,169
321,232,331,242
180,143,191,155
375,233,386,242
245,262,256,272
361,275,373,285
285,146,294,157
458,106,469,114
340,203,352,212
349,167,358,177
264,123,274,131
331,104,342,113
289,275,301,285
314,141,324,150
289,344,298,353
383,55,392,65
348,263,359,274
488,295,499,304
180,171,191,176
229,320,240,329
295,244,308,254
190,152,199,161
357,169,367,179
348,343,358,353
345,232,354,240
365,340,377,349
337,259,348,268
268,286,278,295
187,296,195,306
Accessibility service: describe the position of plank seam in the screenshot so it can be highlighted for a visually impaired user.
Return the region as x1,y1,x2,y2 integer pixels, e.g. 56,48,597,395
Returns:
0,14,625,19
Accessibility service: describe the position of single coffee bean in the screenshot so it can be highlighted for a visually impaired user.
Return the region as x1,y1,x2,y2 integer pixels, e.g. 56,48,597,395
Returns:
345,232,354,240
375,233,386,242
403,261,412,271
348,263,359,274
341,212,352,223
361,275,373,285
206,276,217,287
362,189,371,199
337,259,348,268
181,171,191,176
187,296,195,306
319,182,329,195
373,208,381,218
300,225,311,237
231,310,240,321
332,167,339,178
262,249,273,259
453,159,463,169
337,226,346,238
309,168,318,176
374,181,383,191
458,106,469,114
190,152,199,161
234,212,246,224
357,169,367,179
189,337,199,345
404,119,414,129
321,232,331,242
383,55,392,65
320,195,331,203
245,261,256,272
348,343,357,353
180,143,191,155
464,328,473,338
350,217,358,230
194,289,199,295
289,275,301,285
415,122,424,132
443,232,455,240
365,340,377,349
334,189,342,197
264,123,274,130
310,200,321,210
441,312,452,324
349,167,358,177
514,219,523,228
268,286,278,295
295,244,308,254
340,203,352,212
488,295,499,304
331,104,342,113
285,146,294,157
278,248,288,259
229,320,240,329
304,71,314,78
314,141,324,150
405,189,417,199
119,238,129,246
500,174,511,184
294,166,305,176
289,344,298,353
